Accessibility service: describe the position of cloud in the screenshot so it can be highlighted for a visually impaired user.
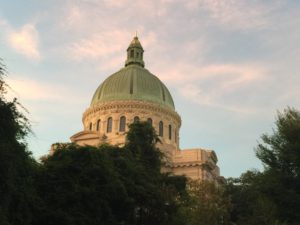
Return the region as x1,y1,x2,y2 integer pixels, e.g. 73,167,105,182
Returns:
200,64,265,91
185,0,282,30
160,63,265,84
177,82,260,114
67,29,157,64
6,77,87,106
68,30,130,60
8,24,40,60
158,62,268,113
64,5,85,27
0,18,8,27
7,78,62,101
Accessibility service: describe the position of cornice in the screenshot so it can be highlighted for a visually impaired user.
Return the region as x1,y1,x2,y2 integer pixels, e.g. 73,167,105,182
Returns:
83,100,181,124
165,161,216,170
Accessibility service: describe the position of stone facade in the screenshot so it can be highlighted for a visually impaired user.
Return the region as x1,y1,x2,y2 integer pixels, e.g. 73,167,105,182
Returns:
71,100,220,181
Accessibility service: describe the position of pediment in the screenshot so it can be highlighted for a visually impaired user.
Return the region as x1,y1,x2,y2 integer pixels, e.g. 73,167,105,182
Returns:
70,130,101,142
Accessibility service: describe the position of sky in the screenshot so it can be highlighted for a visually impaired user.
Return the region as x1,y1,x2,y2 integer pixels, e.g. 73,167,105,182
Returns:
0,0,299,178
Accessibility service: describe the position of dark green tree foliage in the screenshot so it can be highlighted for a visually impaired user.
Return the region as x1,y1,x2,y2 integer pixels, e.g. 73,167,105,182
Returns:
124,122,187,225
0,61,37,225
34,122,187,225
256,108,300,224
179,180,231,225
34,144,131,225
225,171,279,225
125,121,162,172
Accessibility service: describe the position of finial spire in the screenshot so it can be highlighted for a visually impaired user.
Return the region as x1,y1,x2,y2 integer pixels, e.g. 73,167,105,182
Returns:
125,35,145,68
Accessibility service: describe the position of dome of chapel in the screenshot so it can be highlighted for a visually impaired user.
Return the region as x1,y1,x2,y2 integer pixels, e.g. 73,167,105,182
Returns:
90,36,175,110
70,35,220,182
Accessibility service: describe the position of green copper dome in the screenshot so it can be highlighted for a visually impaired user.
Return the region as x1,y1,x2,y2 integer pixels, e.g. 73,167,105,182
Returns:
90,36,175,110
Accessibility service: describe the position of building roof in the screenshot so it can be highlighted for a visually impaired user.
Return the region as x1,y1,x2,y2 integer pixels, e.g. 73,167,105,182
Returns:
90,36,175,110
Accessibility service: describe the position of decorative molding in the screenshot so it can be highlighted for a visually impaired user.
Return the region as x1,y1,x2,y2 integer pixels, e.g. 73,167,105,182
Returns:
83,100,181,125
166,161,217,170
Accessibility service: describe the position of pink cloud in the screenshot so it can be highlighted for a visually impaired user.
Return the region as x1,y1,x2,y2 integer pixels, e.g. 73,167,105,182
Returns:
8,24,40,60
185,0,282,30
6,76,86,105
160,63,265,84
67,30,130,60
67,30,157,63
157,62,268,114
7,78,63,101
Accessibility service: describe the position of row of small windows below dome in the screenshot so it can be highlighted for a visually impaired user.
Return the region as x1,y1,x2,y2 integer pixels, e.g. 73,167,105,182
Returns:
88,117,176,142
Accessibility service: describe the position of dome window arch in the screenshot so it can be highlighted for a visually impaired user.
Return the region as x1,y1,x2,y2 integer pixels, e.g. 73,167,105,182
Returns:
96,119,101,131
89,122,92,131
134,116,140,123
147,118,153,126
159,121,163,137
130,49,134,58
107,117,113,133
119,116,126,132
168,124,172,140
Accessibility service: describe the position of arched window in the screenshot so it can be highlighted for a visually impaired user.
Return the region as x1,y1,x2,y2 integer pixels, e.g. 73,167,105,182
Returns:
119,116,126,132
147,118,152,126
168,124,172,140
136,52,139,58
89,122,92,131
134,116,140,123
96,119,101,131
130,50,134,58
107,117,112,133
159,121,163,137
175,129,177,143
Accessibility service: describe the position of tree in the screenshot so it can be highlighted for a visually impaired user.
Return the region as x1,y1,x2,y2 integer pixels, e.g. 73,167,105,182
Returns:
0,60,38,225
255,107,300,224
34,144,132,225
225,171,280,225
225,108,300,225
179,180,231,225
123,121,187,225
125,121,162,172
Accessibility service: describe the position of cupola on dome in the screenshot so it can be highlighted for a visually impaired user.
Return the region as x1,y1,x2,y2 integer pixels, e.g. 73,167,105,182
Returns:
90,36,175,110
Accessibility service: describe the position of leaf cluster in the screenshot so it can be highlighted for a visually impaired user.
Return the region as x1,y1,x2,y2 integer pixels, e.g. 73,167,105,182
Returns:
179,180,231,225
226,108,300,225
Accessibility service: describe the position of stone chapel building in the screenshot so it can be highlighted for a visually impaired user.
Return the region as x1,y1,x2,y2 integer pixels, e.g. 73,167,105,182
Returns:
70,36,220,181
